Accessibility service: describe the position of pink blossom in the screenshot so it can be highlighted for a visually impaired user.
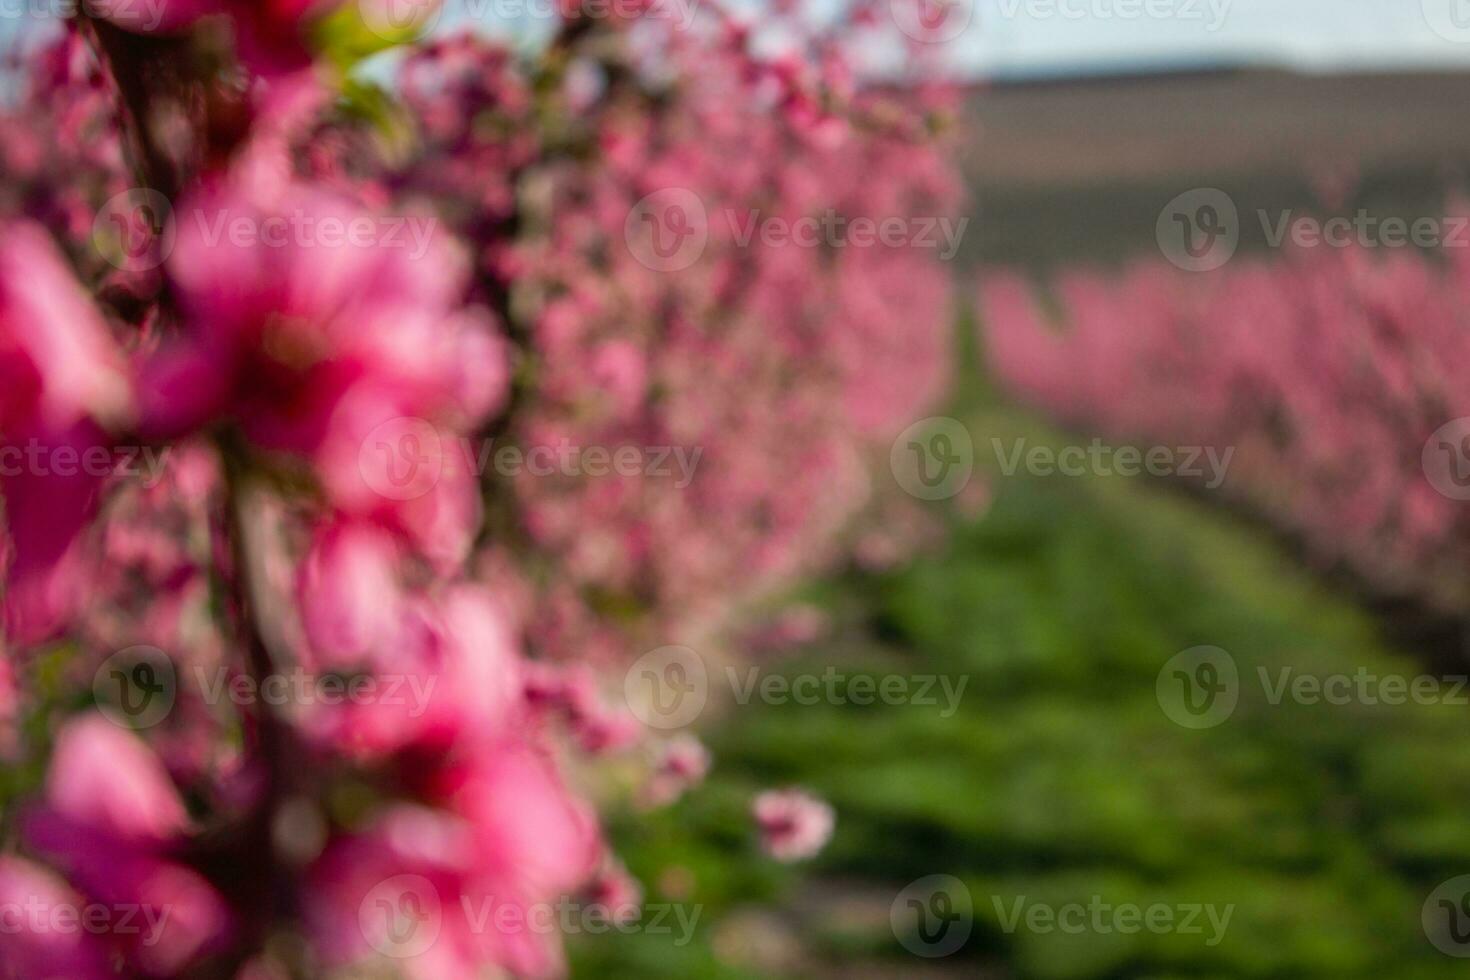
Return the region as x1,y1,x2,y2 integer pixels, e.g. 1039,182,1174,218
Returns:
448,740,603,903
309,741,600,978
293,583,525,758
525,663,642,755
752,788,834,862
0,224,130,432
23,716,232,975
139,182,506,565
0,222,132,646
0,857,113,979
96,0,341,76
583,859,643,925
296,518,404,662
642,734,711,806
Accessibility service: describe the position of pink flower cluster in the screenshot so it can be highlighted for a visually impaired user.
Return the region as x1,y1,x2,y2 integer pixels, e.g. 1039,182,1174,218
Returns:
753,788,836,862
0,182,597,977
411,29,960,660
0,3,960,975
981,233,1470,609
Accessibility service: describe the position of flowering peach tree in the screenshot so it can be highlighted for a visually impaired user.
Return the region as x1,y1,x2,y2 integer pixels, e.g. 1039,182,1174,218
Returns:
0,2,961,975
981,229,1470,612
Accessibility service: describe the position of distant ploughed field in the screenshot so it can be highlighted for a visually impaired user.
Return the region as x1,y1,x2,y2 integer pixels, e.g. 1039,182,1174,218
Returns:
959,69,1470,270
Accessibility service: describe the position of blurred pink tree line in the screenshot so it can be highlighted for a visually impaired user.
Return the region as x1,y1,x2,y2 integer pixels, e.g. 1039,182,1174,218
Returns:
0,2,962,976
981,224,1470,613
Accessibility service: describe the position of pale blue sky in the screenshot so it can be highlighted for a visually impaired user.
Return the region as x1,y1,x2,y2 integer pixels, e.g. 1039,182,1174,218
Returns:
966,0,1470,76
431,0,1470,75
5,1,1470,78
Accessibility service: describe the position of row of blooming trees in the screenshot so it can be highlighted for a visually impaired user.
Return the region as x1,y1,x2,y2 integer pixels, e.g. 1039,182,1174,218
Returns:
0,1,961,976
981,232,1470,612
